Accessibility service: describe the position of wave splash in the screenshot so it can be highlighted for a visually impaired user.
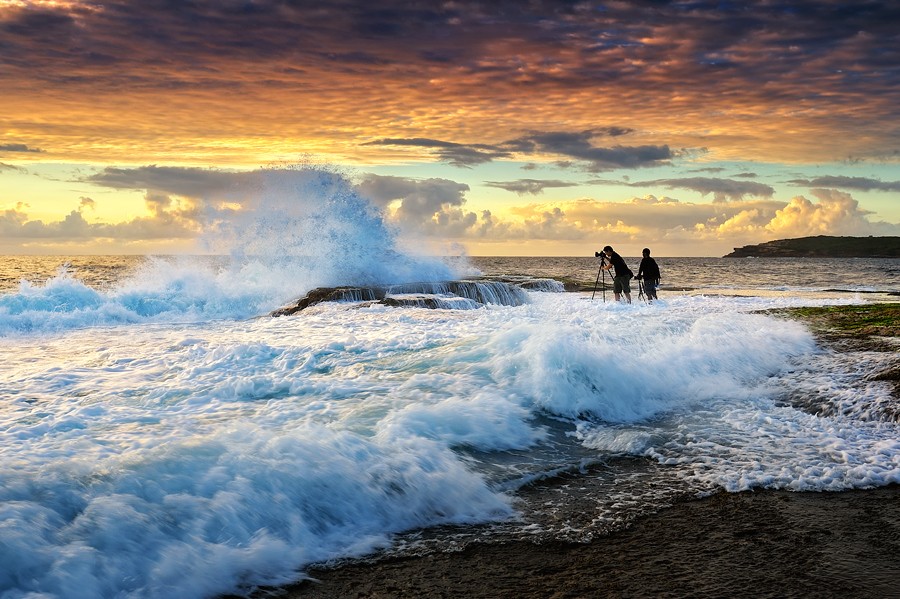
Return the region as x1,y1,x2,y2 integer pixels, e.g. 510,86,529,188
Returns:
201,167,460,290
0,168,467,335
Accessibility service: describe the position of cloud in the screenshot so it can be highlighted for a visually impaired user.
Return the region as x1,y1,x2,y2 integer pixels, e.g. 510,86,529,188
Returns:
432,146,511,168
6,162,899,254
86,166,249,197
503,130,673,171
367,130,675,171
593,176,775,202
0,207,29,233
1,0,899,165
787,176,900,192
764,188,895,237
357,173,474,233
368,187,899,250
484,179,579,195
1,167,216,243
0,143,43,153
363,138,511,167
629,195,681,206
0,204,197,241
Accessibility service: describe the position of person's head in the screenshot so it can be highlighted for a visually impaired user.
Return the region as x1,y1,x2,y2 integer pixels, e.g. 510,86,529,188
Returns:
642,248,651,256
602,245,614,256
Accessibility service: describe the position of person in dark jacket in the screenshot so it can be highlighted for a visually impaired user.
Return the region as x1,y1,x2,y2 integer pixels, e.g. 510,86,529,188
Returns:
601,245,632,304
636,247,661,301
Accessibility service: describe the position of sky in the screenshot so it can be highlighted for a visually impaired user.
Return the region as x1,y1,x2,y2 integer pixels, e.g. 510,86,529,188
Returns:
1,0,899,257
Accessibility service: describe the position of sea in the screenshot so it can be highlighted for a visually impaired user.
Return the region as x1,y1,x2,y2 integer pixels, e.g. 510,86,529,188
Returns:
2,171,899,599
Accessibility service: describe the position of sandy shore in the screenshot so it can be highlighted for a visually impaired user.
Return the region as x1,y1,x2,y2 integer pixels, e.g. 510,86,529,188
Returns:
278,485,900,599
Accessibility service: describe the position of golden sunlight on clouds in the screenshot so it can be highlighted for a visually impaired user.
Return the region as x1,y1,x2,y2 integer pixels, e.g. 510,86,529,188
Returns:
0,3,893,167
766,190,874,238
1,1,898,255
0,0,81,8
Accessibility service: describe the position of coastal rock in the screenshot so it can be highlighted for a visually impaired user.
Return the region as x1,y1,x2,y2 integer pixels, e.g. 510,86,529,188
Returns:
724,235,900,258
271,287,385,316
271,280,533,315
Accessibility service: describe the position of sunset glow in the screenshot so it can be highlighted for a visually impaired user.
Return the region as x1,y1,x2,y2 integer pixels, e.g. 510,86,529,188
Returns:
2,0,899,255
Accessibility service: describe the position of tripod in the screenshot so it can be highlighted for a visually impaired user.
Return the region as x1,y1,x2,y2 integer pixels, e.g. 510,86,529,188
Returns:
591,256,607,302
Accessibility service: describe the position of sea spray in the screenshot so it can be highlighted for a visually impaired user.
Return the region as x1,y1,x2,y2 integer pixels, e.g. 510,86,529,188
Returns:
0,167,468,335
200,166,460,292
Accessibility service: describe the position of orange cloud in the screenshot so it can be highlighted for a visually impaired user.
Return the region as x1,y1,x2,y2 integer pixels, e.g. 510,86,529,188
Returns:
766,189,878,238
1,1,898,165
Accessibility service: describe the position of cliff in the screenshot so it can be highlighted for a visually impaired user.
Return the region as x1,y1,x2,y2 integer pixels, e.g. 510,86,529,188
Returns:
724,235,900,258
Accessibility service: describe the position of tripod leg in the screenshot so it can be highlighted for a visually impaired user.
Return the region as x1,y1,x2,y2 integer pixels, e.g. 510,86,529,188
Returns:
591,265,602,300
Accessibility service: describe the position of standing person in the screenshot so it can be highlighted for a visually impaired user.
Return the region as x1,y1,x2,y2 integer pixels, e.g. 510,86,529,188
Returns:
601,245,632,304
636,248,661,301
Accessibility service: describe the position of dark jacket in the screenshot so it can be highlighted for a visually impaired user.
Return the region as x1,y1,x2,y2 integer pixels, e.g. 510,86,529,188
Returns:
637,257,660,282
608,251,632,279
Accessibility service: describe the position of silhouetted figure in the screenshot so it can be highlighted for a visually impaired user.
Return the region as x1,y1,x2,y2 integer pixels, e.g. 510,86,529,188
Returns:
601,245,632,304
636,247,661,301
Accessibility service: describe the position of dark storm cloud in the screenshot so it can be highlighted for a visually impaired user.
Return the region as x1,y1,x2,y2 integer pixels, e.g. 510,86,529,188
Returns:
787,176,900,192
484,179,579,195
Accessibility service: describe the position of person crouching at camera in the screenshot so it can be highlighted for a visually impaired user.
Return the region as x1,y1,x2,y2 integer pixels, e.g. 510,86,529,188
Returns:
601,245,632,304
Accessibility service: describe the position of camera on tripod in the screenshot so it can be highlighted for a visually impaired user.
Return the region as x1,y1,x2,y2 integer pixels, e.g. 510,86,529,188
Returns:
595,251,607,263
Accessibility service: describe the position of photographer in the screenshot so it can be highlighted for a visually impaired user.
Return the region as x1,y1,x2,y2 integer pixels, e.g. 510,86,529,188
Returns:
636,247,661,302
598,245,632,304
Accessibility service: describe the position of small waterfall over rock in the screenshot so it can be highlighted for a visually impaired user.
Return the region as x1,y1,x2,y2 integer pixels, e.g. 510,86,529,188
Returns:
271,279,539,316
385,281,529,306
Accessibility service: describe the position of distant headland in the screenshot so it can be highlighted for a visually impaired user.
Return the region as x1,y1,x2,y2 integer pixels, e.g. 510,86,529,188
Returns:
724,235,900,258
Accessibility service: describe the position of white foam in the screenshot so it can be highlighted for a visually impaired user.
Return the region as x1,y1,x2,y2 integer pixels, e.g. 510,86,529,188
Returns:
2,261,898,596
0,420,512,598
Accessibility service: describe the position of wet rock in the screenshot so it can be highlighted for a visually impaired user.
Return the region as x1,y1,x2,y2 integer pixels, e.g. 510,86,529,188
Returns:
271,286,385,316
270,280,532,315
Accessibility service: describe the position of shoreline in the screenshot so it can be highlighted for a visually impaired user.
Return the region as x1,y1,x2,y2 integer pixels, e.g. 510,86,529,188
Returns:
278,485,900,599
